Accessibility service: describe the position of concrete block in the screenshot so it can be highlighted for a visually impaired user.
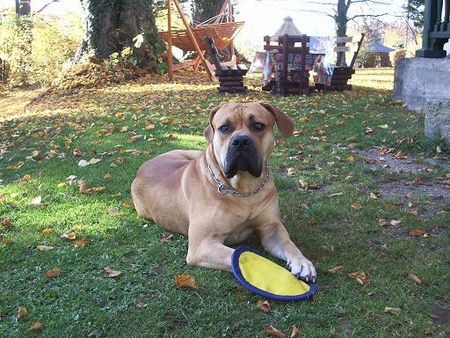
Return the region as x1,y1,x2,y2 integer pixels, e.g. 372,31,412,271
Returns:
424,99,450,143
393,58,450,111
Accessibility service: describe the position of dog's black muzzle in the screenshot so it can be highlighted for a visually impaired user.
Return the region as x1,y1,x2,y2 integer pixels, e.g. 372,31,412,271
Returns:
224,134,262,178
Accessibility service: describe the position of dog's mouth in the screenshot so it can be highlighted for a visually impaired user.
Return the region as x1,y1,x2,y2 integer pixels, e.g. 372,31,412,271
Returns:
224,148,262,178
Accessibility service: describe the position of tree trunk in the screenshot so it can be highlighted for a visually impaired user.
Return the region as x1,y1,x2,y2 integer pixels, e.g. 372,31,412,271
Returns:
335,0,348,66
191,0,223,24
76,0,164,69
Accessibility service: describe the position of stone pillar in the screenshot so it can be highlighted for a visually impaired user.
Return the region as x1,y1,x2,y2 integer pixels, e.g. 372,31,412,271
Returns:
393,57,450,143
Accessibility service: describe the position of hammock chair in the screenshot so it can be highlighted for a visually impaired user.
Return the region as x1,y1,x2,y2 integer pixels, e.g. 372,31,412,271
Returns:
161,0,244,81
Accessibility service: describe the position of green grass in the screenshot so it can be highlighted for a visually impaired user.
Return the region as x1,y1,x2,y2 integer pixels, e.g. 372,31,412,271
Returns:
1,69,449,337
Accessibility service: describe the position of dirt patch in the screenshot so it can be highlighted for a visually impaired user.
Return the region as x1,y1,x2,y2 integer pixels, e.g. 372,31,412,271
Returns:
378,181,449,219
432,303,450,329
357,148,430,173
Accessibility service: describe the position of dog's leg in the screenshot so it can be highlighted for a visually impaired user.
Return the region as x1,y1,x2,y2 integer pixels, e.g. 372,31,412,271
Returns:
186,225,234,271
259,222,316,282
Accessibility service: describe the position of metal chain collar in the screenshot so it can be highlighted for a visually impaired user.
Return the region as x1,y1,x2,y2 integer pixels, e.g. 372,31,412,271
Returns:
206,162,271,198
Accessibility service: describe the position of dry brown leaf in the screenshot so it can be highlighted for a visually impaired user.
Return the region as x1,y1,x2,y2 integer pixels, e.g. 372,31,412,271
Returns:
128,134,143,143
145,123,155,130
264,325,287,338
21,174,32,182
408,272,423,285
351,203,363,210
91,186,106,193
327,265,344,274
37,245,54,251
29,321,43,331
60,231,76,240
175,274,197,289
88,158,101,165
256,300,271,313
104,267,122,278
290,325,300,338
348,271,370,285
1,219,13,227
384,307,401,314
17,306,27,319
74,239,90,248
79,180,90,194
409,229,428,237
42,227,53,235
45,267,62,278
0,193,6,201
31,150,44,161
160,232,174,243
378,218,389,226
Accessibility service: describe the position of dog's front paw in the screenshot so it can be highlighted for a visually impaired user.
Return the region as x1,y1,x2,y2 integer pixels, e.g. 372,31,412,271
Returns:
289,257,316,283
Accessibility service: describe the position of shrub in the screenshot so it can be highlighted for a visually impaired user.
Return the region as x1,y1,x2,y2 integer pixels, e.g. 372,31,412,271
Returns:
0,11,82,86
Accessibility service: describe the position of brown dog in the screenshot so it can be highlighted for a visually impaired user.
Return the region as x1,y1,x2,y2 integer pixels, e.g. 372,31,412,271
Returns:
131,102,316,282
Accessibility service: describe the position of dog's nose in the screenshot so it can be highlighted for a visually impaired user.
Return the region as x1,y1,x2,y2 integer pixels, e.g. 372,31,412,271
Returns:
230,135,252,148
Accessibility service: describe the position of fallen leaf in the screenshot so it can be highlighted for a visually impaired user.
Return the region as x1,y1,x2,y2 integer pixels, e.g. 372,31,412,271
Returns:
108,208,121,217
74,239,90,248
348,271,370,285
346,155,355,164
351,203,363,210
104,267,122,278
42,228,53,235
31,150,44,161
45,267,62,278
89,158,102,165
0,194,6,201
7,161,24,170
390,220,401,226
384,307,401,314
66,175,78,185
79,180,90,194
78,159,90,167
369,192,379,199
408,272,423,285
31,196,42,206
29,321,43,331
290,325,300,338
145,123,155,130
128,134,143,143
256,300,271,313
160,232,173,243
37,245,54,251
60,231,76,240
21,174,32,182
409,229,428,237
378,124,389,129
328,265,344,274
1,219,13,227
91,186,106,193
264,325,287,338
378,218,389,226
175,274,197,289
17,306,27,319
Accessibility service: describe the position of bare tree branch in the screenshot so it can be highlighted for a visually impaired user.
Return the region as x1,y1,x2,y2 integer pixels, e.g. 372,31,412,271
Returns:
35,0,61,14
289,8,336,19
347,12,389,21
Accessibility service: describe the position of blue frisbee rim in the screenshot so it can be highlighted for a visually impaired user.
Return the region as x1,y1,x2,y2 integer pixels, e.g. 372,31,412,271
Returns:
231,246,317,301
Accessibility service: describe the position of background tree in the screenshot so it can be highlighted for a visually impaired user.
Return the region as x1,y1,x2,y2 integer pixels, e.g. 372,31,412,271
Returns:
405,0,425,28
76,0,164,70
300,0,389,65
191,0,223,24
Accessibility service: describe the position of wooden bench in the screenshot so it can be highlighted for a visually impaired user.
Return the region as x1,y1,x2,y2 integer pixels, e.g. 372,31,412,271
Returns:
263,34,310,95
205,37,248,93
315,33,364,91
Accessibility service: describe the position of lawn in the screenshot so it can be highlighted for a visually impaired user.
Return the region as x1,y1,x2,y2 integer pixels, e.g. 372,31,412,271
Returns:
0,68,449,337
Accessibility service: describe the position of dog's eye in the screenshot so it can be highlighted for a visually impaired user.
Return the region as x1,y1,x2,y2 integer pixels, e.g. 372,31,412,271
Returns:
219,125,230,133
253,122,265,131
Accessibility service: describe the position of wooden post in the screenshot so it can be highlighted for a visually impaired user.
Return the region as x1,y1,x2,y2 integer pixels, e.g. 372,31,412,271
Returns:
167,0,173,81
349,33,365,69
172,0,213,81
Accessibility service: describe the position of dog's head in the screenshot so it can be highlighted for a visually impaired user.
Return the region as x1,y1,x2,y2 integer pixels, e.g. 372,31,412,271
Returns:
204,102,294,178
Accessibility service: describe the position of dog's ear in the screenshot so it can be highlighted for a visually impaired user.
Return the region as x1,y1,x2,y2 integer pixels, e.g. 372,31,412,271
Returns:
259,102,294,138
204,105,222,142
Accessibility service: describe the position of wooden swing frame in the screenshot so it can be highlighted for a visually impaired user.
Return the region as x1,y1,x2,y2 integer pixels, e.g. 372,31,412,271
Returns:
164,0,241,81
